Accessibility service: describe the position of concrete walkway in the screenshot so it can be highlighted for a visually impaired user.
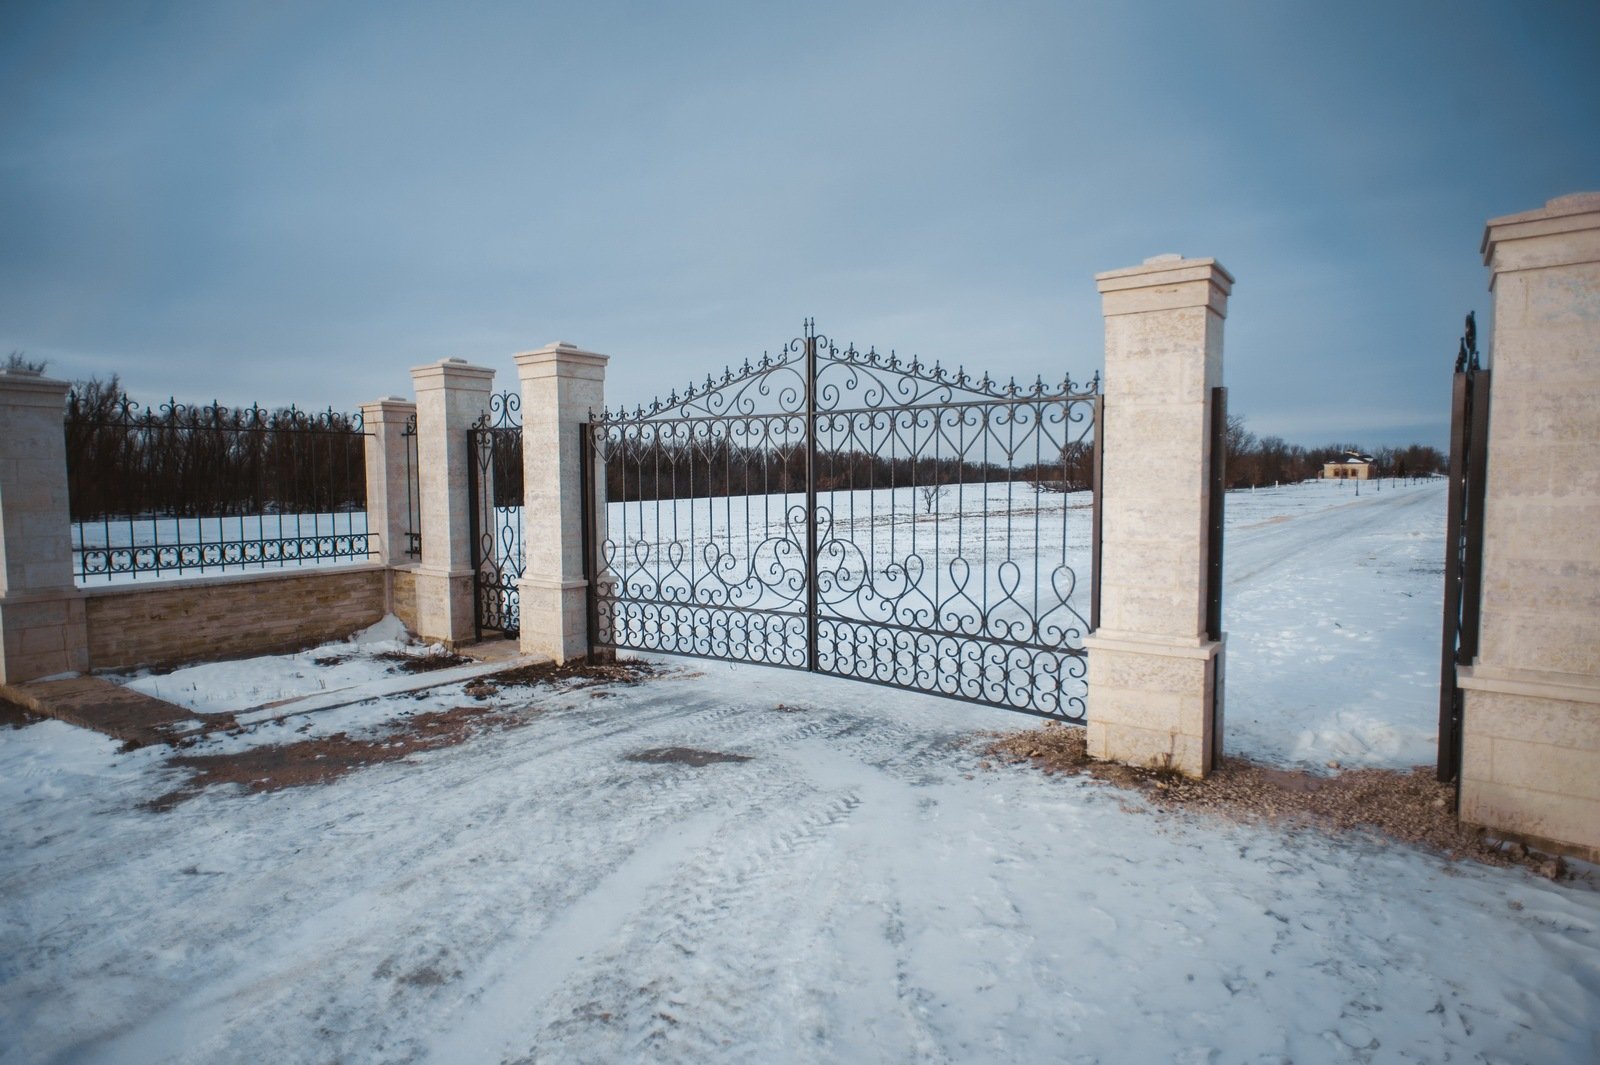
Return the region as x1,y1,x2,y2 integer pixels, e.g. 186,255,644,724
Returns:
0,636,546,748
0,676,198,748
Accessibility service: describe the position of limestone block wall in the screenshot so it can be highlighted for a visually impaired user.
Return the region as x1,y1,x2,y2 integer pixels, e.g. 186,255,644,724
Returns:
0,370,90,683
389,565,420,634
1458,191,1600,862
516,343,607,663
82,566,388,672
1083,255,1231,778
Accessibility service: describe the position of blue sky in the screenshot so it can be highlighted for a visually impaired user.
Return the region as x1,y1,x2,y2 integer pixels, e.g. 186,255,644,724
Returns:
3,0,1596,446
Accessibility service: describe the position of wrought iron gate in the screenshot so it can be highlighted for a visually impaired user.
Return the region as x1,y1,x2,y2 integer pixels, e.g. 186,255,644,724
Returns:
584,321,1100,720
1438,312,1490,784
467,391,524,639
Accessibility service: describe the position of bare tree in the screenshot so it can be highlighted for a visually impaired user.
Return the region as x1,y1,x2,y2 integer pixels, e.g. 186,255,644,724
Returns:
5,351,47,373
919,484,947,513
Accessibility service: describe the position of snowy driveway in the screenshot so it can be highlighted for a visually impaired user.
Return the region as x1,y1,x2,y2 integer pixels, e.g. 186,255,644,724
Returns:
3,481,1599,1064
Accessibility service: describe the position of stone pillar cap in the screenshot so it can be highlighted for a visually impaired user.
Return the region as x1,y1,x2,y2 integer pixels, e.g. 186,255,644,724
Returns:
1487,191,1600,227
0,369,71,397
409,357,495,381
1095,255,1234,293
514,343,609,364
1481,189,1600,269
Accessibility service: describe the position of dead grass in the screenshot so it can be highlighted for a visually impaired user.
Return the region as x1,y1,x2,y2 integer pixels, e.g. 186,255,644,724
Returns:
375,649,476,673
983,722,1568,880
488,657,660,691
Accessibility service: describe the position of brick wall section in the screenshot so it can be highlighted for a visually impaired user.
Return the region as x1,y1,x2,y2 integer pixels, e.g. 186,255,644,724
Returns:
390,566,419,633
83,565,388,672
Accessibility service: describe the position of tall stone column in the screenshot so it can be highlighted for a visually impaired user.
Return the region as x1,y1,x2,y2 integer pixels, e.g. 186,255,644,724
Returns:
360,397,418,567
409,358,495,645
1083,255,1232,778
0,369,88,685
1459,192,1600,861
515,342,607,663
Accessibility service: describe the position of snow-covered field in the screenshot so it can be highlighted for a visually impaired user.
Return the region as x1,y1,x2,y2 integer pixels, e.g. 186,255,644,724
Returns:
4,479,1598,1064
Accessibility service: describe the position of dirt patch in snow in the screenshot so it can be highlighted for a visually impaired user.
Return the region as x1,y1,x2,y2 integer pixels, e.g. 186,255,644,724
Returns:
0,695,42,729
145,657,666,808
487,657,660,691
624,746,752,767
148,704,526,810
375,649,476,673
984,722,1568,879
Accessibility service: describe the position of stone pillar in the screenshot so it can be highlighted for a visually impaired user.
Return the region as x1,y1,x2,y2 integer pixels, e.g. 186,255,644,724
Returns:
360,397,418,568
1082,255,1232,778
1459,192,1600,861
409,358,495,645
0,369,88,685
514,342,607,663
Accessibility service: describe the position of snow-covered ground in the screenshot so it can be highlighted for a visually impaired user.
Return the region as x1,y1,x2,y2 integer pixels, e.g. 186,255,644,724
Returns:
4,479,1598,1064
1223,477,1445,770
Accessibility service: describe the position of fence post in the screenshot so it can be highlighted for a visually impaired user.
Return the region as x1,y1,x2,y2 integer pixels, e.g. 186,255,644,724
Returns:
409,358,495,646
360,397,418,567
0,369,88,685
1458,192,1600,862
514,342,608,663
1083,254,1232,778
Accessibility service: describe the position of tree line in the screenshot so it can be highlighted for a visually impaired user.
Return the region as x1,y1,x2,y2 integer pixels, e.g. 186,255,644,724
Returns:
65,376,368,521
599,434,1096,504
1222,415,1447,488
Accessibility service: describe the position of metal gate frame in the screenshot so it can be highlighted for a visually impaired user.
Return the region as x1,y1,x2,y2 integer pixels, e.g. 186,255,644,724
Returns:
1439,312,1491,786
467,391,524,639
583,321,1101,721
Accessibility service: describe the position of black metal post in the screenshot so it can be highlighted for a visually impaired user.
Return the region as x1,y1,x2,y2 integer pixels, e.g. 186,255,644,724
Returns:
804,319,820,673
466,426,484,641
1206,387,1227,642
1090,393,1105,633
1438,371,1469,784
1207,387,1229,766
579,419,604,662
1461,370,1491,666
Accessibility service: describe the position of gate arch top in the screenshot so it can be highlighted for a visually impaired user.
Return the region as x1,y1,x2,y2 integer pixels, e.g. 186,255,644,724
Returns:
601,319,1098,424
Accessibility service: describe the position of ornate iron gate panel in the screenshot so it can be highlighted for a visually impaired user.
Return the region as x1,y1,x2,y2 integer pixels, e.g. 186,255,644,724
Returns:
586,321,1099,720
1438,312,1490,785
468,391,524,639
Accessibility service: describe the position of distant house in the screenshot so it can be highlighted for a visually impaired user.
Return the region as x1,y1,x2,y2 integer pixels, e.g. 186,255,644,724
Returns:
1322,453,1374,480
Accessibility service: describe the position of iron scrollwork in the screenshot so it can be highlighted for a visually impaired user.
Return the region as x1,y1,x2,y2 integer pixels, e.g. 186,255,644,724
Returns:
468,392,525,637
590,321,1099,721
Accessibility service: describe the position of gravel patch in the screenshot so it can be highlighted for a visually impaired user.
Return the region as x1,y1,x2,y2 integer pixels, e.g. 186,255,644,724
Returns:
984,722,1569,879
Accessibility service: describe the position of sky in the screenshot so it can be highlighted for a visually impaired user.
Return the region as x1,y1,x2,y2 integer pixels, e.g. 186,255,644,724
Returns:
2,1,1596,448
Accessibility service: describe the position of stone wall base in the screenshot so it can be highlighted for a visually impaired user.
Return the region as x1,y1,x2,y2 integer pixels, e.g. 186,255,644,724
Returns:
82,566,389,672
0,589,89,684
1458,665,1600,863
411,567,476,647
1084,631,1222,778
518,577,589,663
389,566,420,634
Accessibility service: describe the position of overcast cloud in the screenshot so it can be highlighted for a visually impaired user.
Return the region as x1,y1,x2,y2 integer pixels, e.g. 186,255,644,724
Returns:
3,0,1596,446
